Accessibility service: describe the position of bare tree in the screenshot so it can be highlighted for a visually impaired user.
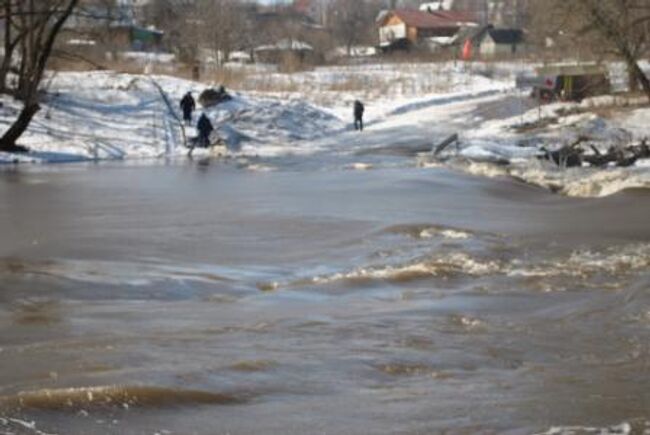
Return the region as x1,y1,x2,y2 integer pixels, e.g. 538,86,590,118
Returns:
0,1,27,93
0,0,79,152
329,0,377,55
142,0,197,63
531,0,650,101
197,0,243,65
577,0,650,97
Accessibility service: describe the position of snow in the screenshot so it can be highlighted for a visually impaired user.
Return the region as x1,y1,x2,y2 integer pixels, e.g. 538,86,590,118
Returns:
0,60,649,197
255,39,313,52
0,70,343,161
120,51,176,64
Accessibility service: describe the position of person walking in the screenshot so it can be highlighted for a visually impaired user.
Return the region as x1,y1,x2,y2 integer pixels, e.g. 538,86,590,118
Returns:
354,100,365,132
180,91,196,125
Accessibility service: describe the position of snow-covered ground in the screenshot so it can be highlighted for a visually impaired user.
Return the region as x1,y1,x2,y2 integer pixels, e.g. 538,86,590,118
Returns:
1,61,649,197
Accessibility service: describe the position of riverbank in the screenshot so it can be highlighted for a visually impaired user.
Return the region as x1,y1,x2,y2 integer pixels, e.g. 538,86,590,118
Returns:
1,62,649,197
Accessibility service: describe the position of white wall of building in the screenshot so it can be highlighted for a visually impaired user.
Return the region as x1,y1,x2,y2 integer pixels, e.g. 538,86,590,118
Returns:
379,24,407,47
479,36,523,57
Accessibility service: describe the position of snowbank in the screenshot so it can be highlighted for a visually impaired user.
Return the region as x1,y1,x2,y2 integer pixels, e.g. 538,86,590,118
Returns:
422,95,650,197
0,71,343,162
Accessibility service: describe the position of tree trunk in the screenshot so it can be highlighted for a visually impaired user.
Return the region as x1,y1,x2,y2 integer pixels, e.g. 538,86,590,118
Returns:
581,0,650,103
628,65,639,92
0,55,13,94
629,60,650,102
0,103,40,151
0,0,78,151
0,0,12,93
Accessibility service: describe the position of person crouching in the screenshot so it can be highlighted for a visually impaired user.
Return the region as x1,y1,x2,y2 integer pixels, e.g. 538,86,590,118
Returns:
197,113,214,148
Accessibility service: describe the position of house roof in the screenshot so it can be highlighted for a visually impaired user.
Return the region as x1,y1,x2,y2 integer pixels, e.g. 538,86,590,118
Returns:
487,28,524,44
430,10,478,24
381,9,477,29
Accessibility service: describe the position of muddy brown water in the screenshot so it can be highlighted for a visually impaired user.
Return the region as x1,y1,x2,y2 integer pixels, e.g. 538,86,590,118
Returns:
0,160,649,435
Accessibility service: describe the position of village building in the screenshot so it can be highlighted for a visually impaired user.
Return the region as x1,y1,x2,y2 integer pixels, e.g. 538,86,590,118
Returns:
254,39,316,65
460,25,525,59
377,9,478,51
477,28,525,57
107,24,164,52
63,0,164,55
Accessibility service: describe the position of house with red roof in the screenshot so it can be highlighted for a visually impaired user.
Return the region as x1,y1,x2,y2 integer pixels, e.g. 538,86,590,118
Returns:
377,9,478,50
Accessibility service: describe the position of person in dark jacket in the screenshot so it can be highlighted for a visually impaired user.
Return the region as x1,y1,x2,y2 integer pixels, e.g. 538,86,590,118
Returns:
180,92,196,125
197,113,214,148
354,100,365,131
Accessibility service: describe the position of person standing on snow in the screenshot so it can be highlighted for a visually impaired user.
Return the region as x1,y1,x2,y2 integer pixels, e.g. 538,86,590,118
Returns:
354,100,365,131
180,91,196,125
197,113,214,148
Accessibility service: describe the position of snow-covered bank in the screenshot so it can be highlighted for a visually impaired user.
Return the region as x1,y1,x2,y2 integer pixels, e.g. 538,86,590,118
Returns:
0,71,344,163
419,93,650,197
419,158,650,198
0,63,514,163
1,62,649,198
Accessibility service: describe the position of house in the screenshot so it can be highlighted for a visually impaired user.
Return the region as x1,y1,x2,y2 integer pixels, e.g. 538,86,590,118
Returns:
108,24,164,52
64,0,164,53
457,25,524,59
254,38,315,65
478,28,524,57
377,9,478,51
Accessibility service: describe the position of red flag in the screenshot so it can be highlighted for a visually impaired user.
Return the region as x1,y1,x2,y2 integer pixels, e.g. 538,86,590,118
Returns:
462,39,472,60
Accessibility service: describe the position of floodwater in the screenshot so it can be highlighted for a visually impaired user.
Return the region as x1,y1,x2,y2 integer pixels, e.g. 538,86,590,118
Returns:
0,152,649,435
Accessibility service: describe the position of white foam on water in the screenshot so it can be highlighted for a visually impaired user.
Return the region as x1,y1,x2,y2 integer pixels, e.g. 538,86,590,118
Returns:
0,385,248,412
450,314,484,331
290,242,650,290
345,162,374,171
565,246,650,273
308,252,503,285
438,229,472,240
245,164,276,172
508,244,650,279
385,224,475,241
0,417,58,435
536,422,632,435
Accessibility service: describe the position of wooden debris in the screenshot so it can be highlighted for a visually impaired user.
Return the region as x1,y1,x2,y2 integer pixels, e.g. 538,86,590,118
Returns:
539,136,589,168
541,137,650,169
433,133,459,156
